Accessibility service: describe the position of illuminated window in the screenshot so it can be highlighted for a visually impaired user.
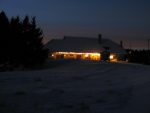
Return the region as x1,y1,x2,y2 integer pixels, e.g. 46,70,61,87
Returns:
85,54,89,57
50,52,100,61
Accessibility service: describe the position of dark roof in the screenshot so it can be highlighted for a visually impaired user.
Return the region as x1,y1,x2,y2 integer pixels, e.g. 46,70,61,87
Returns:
45,36,126,54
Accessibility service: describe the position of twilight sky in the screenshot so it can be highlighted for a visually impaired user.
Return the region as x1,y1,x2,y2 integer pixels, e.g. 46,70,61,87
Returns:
0,0,150,49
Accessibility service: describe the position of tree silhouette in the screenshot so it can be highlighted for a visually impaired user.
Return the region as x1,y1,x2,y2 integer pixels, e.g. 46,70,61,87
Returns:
126,49,150,65
0,11,9,66
9,16,22,66
0,11,48,70
20,16,48,67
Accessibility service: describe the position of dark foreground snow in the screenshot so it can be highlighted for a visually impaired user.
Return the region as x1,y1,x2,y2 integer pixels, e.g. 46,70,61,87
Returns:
0,61,150,113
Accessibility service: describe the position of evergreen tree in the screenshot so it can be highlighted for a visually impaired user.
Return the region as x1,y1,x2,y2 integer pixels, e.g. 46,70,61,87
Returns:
0,11,10,66
20,16,48,67
9,16,22,65
0,11,48,70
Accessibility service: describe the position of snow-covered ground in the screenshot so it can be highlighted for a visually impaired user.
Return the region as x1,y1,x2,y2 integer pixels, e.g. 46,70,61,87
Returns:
0,60,150,113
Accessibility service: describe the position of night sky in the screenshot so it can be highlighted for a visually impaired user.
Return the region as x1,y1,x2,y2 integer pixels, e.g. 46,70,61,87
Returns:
0,0,150,49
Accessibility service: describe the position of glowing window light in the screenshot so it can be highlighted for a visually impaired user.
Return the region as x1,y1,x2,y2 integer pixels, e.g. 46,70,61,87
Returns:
85,54,89,57
55,52,100,55
51,52,101,60
109,55,114,60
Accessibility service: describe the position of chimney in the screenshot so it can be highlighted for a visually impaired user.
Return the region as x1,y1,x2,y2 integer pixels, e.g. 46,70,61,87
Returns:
120,40,123,48
98,34,102,44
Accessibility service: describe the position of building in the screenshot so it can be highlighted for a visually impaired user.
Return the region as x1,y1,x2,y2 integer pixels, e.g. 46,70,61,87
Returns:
45,35,126,61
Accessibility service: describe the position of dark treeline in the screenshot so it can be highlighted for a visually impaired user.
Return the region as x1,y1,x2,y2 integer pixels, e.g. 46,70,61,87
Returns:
126,49,150,65
0,11,48,71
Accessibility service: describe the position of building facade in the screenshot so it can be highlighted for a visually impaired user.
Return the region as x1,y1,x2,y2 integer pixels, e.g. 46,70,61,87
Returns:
45,35,126,61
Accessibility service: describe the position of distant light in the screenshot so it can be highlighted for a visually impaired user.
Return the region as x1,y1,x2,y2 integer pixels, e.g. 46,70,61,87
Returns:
52,54,54,57
85,54,89,57
109,55,114,59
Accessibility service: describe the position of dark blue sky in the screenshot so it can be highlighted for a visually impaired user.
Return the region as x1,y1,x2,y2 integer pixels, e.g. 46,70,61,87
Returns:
0,0,150,49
